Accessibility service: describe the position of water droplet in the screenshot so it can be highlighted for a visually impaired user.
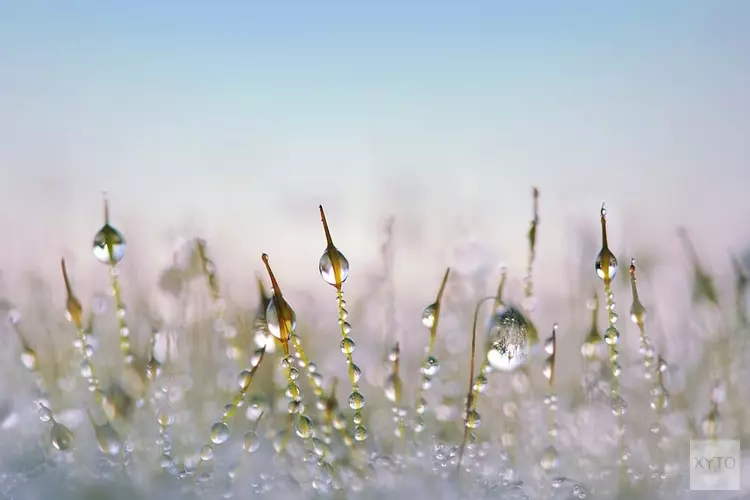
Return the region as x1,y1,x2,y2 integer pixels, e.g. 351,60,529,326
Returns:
243,430,260,453
340,337,356,354
348,391,365,410
383,374,401,403
20,349,37,371
265,297,297,341
349,363,361,383
210,422,230,444
415,397,427,414
296,415,313,439
421,356,440,376
199,444,214,461
319,248,350,286
38,405,53,422
595,248,618,281
604,326,620,345
156,409,174,427
542,358,553,381
421,303,437,328
464,410,481,429
93,224,126,264
94,421,121,456
540,445,559,471
353,425,368,441
80,360,93,378
50,422,74,451
473,375,488,393
486,306,531,372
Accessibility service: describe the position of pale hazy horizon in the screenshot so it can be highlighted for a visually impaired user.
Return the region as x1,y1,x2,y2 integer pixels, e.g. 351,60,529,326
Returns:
1,2,749,314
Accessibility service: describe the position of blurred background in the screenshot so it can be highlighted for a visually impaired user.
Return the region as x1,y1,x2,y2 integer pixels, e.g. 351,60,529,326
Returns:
0,1,748,328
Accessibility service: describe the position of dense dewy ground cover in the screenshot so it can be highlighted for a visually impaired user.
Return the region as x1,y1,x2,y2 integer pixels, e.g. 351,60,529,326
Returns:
0,193,749,500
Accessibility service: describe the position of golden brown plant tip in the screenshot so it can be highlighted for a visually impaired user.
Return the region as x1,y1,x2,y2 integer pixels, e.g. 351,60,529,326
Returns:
61,258,83,330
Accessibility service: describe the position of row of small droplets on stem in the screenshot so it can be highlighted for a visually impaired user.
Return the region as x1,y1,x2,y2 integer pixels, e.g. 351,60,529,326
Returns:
148,330,179,473
540,324,560,472
263,253,336,487
384,343,406,441
7,311,75,453
196,240,243,367
594,204,628,471
414,268,451,435
289,332,354,451
318,206,367,442
92,196,133,367
193,346,267,482
61,259,127,460
628,259,668,479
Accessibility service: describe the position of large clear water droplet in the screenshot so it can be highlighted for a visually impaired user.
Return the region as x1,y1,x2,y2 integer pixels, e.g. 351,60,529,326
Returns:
93,224,126,264
51,422,74,451
94,421,121,456
421,303,437,328
486,306,531,372
265,297,297,341
210,421,230,444
319,248,350,286
595,248,618,281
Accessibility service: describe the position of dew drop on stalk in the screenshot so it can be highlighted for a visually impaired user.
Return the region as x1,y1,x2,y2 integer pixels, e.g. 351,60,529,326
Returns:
486,306,531,372
383,374,401,403
464,410,481,429
156,408,174,427
540,445,559,471
348,391,365,410
20,348,37,371
421,303,437,328
94,421,122,456
243,430,260,453
296,415,314,439
210,422,230,444
340,337,355,354
604,326,620,345
199,444,214,461
265,297,297,341
50,421,74,451
353,425,368,441
38,405,53,422
319,248,350,286
421,355,440,376
93,224,127,264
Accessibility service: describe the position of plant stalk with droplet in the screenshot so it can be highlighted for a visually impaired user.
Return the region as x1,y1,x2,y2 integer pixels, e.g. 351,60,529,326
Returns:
92,196,133,367
288,332,351,449
194,346,266,481
702,381,722,441
457,294,500,473
463,271,509,427
595,204,626,479
318,206,367,442
413,267,450,435
628,259,654,374
61,258,106,410
384,342,406,442
263,253,335,485
540,324,560,473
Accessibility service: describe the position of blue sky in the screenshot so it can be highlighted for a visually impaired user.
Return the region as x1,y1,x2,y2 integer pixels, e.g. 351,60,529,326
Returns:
1,1,749,300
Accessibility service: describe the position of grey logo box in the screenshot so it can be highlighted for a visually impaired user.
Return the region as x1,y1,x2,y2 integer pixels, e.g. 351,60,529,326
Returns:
690,440,741,491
